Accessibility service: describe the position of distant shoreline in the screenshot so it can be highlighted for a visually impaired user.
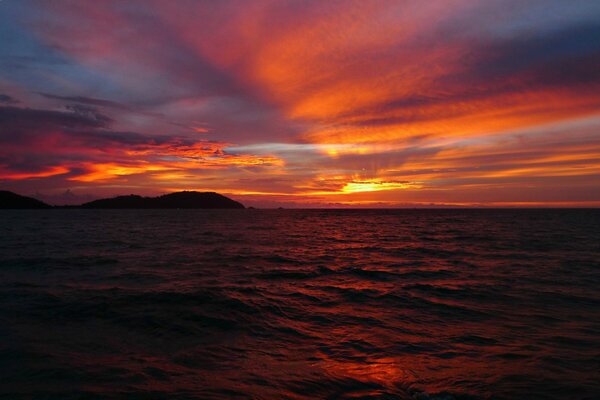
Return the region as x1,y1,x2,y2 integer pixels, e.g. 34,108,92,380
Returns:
3,189,600,210
0,190,245,209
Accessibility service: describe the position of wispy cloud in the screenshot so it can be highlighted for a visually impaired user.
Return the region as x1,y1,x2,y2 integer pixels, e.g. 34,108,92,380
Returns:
0,0,598,205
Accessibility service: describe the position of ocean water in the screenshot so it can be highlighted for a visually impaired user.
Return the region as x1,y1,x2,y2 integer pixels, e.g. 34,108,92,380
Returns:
0,209,599,400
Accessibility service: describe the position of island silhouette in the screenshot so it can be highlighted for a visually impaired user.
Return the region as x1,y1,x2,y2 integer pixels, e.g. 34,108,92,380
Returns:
0,190,245,209
0,190,52,209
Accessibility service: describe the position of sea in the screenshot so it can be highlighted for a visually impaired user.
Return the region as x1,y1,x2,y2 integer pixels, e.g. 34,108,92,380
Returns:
0,209,599,399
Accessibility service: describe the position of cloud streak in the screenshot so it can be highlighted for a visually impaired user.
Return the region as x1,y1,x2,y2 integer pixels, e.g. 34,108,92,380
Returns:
0,104,282,185
0,0,599,205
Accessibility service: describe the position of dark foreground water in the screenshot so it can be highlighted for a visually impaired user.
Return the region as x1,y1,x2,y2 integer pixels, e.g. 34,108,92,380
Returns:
0,209,599,400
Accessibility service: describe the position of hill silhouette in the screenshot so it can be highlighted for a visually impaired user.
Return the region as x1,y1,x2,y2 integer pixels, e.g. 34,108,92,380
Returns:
0,190,244,209
81,191,245,209
0,190,51,209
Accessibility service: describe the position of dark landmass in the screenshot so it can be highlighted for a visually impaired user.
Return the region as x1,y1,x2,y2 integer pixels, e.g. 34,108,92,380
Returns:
81,191,245,209
0,190,51,209
0,190,244,209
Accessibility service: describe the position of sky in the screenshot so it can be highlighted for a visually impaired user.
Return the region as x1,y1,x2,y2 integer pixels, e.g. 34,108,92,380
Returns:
1,0,599,207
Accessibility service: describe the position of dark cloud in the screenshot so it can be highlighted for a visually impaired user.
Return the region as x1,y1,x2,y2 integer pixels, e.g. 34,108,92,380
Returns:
37,93,168,119
449,22,600,92
64,104,112,125
0,104,197,148
0,105,109,140
338,23,600,129
0,103,276,182
38,93,133,110
0,94,19,104
0,105,148,175
474,23,600,78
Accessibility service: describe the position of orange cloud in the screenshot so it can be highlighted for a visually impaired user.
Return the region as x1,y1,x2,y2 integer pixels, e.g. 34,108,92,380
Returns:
0,165,69,180
3,1,600,206
68,163,170,182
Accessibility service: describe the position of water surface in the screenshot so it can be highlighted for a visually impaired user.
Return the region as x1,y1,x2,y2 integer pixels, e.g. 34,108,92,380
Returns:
1,209,599,399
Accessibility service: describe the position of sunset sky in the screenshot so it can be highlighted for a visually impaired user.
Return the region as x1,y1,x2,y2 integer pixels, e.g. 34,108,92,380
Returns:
1,0,599,207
